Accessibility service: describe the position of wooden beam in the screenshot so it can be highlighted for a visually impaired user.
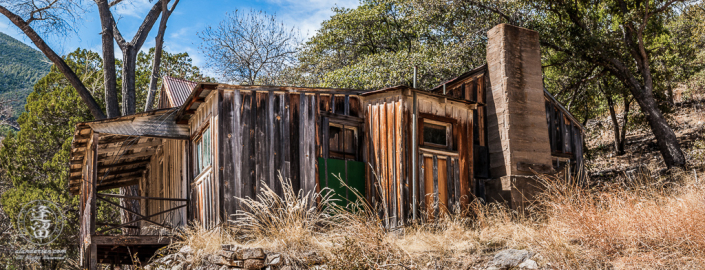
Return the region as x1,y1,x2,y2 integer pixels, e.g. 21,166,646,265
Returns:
97,193,188,202
96,179,140,191
71,160,150,173
89,111,189,139
98,150,156,161
91,235,172,246
97,140,162,154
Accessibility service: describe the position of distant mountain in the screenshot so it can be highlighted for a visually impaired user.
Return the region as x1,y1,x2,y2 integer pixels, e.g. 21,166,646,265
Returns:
0,31,50,121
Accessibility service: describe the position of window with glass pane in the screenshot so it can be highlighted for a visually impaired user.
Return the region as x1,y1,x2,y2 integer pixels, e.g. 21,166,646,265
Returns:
329,123,357,160
422,121,450,149
194,126,212,175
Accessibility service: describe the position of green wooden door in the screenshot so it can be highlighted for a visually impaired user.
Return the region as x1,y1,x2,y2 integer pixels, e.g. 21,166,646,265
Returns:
318,158,365,206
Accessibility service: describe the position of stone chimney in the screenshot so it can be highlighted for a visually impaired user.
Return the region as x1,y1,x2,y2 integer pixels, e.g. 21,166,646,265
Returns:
484,24,553,209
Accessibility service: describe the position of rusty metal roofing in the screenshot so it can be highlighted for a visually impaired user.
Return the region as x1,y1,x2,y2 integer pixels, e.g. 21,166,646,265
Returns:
162,76,197,107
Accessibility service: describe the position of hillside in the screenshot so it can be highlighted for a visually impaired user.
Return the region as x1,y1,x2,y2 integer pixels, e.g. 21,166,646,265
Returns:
0,31,50,121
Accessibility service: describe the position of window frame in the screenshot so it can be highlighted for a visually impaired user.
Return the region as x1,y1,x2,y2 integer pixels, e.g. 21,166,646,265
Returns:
322,112,364,162
192,122,212,178
328,122,359,161
418,114,456,151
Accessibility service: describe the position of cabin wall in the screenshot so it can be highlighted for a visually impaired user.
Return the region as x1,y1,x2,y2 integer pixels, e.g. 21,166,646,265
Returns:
416,94,474,206
187,90,220,226
140,139,188,229
218,88,362,220
363,90,407,225
363,90,473,224
430,69,490,196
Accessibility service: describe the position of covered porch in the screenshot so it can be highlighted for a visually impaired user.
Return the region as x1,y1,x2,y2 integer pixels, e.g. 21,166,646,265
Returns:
69,108,190,268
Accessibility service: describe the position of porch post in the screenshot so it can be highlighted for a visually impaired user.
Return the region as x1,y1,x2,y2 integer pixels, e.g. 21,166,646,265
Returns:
89,132,98,270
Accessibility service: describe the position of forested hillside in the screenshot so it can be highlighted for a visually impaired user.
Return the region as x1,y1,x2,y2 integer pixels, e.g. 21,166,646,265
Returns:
0,31,50,121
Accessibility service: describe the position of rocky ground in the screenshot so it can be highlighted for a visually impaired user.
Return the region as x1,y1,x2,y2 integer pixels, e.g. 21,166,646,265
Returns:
147,244,548,270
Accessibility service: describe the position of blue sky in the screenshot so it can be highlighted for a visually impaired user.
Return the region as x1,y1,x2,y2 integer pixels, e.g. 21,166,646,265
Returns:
0,0,360,75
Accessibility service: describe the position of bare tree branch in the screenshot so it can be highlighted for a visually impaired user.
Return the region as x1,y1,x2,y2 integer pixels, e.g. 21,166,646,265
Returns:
199,9,301,85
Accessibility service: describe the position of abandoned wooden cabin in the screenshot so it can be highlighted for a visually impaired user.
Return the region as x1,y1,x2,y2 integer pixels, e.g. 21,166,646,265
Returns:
69,24,584,268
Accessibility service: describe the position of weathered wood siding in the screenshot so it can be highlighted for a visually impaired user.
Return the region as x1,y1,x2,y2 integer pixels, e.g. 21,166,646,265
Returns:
362,89,474,225
140,139,188,229
416,94,474,206
187,90,220,226
218,88,362,220
364,92,406,226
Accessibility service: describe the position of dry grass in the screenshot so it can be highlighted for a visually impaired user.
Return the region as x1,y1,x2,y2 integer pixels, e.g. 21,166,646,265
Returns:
168,171,705,269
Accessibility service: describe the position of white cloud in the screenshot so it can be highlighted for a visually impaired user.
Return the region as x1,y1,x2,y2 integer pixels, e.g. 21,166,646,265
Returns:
112,0,155,19
263,0,360,38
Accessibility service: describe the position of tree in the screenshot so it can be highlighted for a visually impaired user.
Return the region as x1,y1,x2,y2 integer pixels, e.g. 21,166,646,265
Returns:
515,0,692,168
0,0,182,118
0,0,105,119
199,9,301,85
137,48,216,110
0,48,210,264
600,76,633,155
0,49,110,267
144,0,180,111
288,0,517,90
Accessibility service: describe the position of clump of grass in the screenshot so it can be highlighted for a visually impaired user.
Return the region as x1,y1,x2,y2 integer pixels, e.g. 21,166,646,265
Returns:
230,175,337,252
538,171,705,268
165,169,705,269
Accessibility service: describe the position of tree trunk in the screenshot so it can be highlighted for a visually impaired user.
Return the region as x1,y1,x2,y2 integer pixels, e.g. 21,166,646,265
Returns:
619,97,631,154
632,88,685,168
144,0,174,112
119,185,140,235
606,93,623,155
0,5,106,120
95,0,120,118
121,47,137,116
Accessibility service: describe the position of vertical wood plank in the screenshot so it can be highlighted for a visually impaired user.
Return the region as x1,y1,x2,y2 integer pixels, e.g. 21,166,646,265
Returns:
241,92,255,200
255,92,269,196
290,93,301,193
219,90,234,220
231,90,242,215
344,94,350,116
268,91,276,195
419,153,425,214
432,155,438,217
379,102,389,223
395,100,404,221
447,155,455,206
281,93,291,184
272,93,283,195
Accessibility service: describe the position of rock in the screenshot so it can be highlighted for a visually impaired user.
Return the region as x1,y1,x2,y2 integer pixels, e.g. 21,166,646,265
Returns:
209,254,231,265
301,251,324,265
180,245,195,255
217,249,236,260
489,249,534,269
266,253,282,266
235,248,266,260
244,259,265,269
171,262,187,270
518,259,538,269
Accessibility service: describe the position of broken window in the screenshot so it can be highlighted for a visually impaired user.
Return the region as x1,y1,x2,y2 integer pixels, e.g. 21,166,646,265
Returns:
329,123,358,160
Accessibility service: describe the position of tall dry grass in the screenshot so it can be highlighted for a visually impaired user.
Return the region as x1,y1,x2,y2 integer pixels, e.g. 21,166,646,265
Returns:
169,170,705,269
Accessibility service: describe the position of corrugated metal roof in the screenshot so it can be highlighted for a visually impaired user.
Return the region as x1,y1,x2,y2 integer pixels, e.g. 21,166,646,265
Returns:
162,76,197,107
